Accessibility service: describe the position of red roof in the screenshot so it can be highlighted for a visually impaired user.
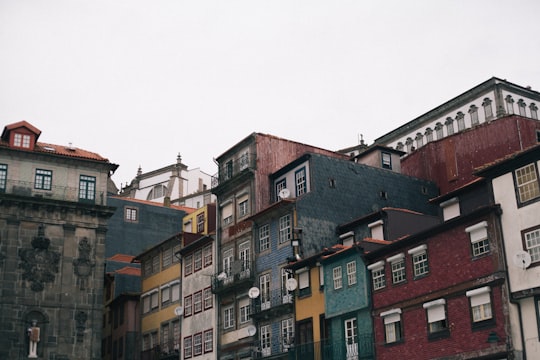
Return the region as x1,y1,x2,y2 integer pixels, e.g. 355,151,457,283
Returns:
115,266,141,276
108,254,137,263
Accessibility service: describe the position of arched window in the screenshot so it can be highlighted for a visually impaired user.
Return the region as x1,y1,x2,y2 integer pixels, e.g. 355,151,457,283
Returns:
147,184,168,200
530,103,538,120
435,122,444,140
445,117,454,136
505,95,514,115
425,128,433,143
415,132,424,148
518,99,527,116
482,98,493,120
405,137,414,153
469,105,479,126
456,112,465,131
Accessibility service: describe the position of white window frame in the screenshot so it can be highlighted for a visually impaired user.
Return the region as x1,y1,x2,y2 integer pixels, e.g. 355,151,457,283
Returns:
333,266,343,290
295,167,307,196
279,214,291,244
408,245,428,277
466,221,490,257
347,261,357,286
380,308,402,344
223,306,235,329
387,253,406,284
515,163,540,204
368,261,386,290
259,224,270,252
524,227,540,264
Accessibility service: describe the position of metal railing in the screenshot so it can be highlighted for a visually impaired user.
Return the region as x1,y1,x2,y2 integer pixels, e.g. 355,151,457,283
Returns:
251,288,294,315
254,336,374,360
1,179,99,204
211,153,256,188
211,260,255,293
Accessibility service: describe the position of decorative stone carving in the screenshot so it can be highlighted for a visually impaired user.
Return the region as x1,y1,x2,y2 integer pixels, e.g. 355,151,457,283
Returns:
19,224,60,292
73,238,95,289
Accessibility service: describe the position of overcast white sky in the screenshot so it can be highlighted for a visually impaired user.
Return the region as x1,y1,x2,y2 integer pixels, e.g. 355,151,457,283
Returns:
1,0,540,188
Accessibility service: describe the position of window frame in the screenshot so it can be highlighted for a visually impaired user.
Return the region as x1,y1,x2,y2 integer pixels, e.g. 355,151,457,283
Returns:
408,245,429,278
423,299,449,339
125,207,138,222
522,225,540,266
184,295,193,317
184,335,193,359
223,306,235,330
466,287,494,329
387,253,406,285
34,169,52,190
295,167,307,196
0,164,7,192
259,224,270,252
381,152,392,169
193,290,203,314
203,287,213,310
203,244,212,267
193,332,203,356
333,266,343,290
381,309,403,344
79,175,96,201
184,254,193,276
279,214,291,244
514,162,540,206
346,261,357,286
203,329,213,353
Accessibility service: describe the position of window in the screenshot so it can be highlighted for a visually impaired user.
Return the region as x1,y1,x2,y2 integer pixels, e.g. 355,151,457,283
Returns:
223,306,234,329
276,179,286,201
369,220,384,240
194,250,202,272
435,122,444,139
184,254,193,276
408,245,428,277
344,318,358,359
515,163,540,204
161,247,172,268
281,268,294,303
203,287,213,309
239,241,251,274
530,103,538,120
260,325,271,356
240,302,251,324
193,333,202,356
152,255,160,273
347,261,357,286
171,282,180,302
184,295,192,317
224,160,233,179
466,221,490,257
483,98,493,119
425,128,433,142
0,164,7,192
382,152,392,169
184,336,192,359
259,224,270,252
295,167,307,196
445,117,454,136
388,253,406,284
13,133,31,148
333,266,343,290
260,273,271,309
368,261,386,290
197,213,205,233
150,291,159,310
125,207,138,222
204,329,213,353
298,270,310,297
161,324,170,352
518,99,527,116
142,294,151,314
238,198,248,217
279,214,291,244
222,201,233,225
223,248,233,276
523,226,540,264
161,285,170,305
172,244,181,263
506,95,515,115
281,318,294,350
147,184,167,200
469,105,479,125
456,112,465,131
466,287,493,324
193,291,203,313
381,309,402,343
35,169,52,190
203,244,212,267
423,299,448,337
415,132,424,148
79,175,96,201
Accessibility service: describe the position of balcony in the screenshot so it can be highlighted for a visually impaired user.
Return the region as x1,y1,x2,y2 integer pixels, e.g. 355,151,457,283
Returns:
1,179,100,204
211,260,255,294
251,288,294,320
254,336,374,360
211,153,256,189
140,340,179,360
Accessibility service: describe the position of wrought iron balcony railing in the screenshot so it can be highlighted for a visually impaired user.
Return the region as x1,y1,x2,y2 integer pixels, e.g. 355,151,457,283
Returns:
1,179,100,205
211,260,255,293
251,288,294,317
211,153,256,188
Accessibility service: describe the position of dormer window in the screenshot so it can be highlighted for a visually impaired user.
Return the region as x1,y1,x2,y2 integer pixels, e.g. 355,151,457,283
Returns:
14,133,31,148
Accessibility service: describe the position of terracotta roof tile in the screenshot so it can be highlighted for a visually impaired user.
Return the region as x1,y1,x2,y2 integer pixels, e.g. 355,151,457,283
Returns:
108,254,137,263
115,266,141,276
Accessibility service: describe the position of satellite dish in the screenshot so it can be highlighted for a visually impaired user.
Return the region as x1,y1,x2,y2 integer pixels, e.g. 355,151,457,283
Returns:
286,278,298,291
248,287,260,299
217,272,228,281
278,188,291,199
246,325,257,336
174,306,184,316
513,251,532,269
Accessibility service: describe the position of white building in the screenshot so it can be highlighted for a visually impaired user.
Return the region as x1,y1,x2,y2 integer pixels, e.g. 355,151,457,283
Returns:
476,144,540,359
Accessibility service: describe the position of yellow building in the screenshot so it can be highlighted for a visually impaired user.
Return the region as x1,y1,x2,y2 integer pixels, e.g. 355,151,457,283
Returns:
287,247,340,359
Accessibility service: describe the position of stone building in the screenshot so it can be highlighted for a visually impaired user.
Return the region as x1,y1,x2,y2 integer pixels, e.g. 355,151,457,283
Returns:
0,121,119,359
